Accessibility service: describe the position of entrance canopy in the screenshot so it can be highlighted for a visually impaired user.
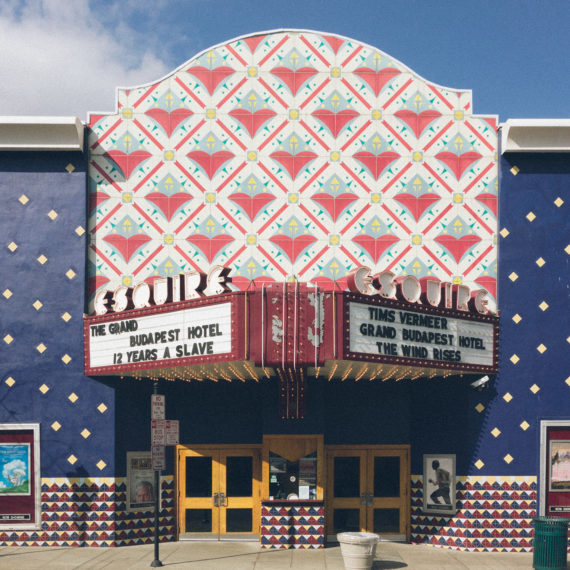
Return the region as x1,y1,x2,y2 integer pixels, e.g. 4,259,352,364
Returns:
85,275,498,384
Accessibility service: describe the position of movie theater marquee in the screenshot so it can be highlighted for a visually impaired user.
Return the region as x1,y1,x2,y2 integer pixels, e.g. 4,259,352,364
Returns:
348,302,495,367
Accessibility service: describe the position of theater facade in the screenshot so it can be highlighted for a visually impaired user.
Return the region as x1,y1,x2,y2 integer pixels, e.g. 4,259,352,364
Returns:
0,30,568,551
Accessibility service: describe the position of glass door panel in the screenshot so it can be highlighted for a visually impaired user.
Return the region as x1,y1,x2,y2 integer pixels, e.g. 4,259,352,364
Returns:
186,456,213,497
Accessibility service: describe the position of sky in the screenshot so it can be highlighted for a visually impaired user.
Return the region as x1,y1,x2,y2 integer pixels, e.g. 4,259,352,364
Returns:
0,0,568,123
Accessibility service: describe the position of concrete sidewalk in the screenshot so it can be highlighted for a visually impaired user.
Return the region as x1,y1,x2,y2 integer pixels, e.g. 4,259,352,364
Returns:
0,541,541,569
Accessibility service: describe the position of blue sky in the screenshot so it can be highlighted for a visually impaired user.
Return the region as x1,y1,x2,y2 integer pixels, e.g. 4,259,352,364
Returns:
1,0,568,121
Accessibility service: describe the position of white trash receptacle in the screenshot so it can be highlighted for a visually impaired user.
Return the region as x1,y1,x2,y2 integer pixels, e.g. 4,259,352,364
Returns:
337,532,379,570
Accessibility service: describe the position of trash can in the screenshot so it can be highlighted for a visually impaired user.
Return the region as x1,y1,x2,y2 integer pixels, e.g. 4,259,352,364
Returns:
337,532,379,570
533,517,569,570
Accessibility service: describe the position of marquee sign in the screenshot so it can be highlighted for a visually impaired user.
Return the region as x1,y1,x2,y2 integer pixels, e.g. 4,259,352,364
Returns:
84,294,241,376
84,268,499,379
343,293,498,373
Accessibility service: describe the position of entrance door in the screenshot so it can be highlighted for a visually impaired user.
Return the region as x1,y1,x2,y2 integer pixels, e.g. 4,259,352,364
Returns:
327,446,410,541
178,446,261,540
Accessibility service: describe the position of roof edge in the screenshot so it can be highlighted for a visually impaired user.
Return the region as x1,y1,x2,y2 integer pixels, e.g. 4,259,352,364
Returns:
0,116,84,152
501,119,570,153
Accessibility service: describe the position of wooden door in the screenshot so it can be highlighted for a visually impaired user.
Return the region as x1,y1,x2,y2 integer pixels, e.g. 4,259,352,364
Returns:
327,446,410,541
178,446,260,540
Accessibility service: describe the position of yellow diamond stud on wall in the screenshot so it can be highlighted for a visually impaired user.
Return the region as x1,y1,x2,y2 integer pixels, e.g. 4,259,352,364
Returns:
97,403,108,414
554,197,564,207
51,421,61,431
75,226,85,236
3,289,13,299
503,392,513,403
474,459,485,470
539,301,549,311
81,429,91,439
61,354,72,364
39,384,50,394
68,392,79,403
66,269,76,280
67,454,77,465
7,241,18,252
536,257,546,267
537,344,547,354
37,254,48,265
5,377,15,387
3,334,14,344
33,300,43,310
500,228,510,238
510,166,519,175
97,460,107,471
504,454,514,464
475,403,485,413
512,313,522,324
19,194,29,205
530,384,540,394
526,211,536,222
36,343,47,353
520,421,530,431
491,427,501,438
48,209,58,220
509,272,518,282
510,354,520,364
61,312,72,322
66,163,75,173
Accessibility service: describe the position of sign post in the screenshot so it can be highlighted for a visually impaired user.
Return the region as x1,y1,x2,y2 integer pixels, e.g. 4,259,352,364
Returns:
151,384,163,568
150,385,179,567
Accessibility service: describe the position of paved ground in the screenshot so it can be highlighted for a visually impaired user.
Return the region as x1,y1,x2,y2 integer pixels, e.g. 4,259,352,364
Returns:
0,540,544,569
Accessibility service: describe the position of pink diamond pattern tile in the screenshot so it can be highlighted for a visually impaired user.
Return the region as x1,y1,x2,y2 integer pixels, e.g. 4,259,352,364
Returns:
87,31,498,312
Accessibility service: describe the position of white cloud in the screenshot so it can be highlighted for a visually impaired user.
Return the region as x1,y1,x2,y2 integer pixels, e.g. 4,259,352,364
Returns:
0,0,170,120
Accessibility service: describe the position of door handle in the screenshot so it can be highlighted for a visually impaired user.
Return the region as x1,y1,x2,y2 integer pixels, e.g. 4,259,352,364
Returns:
213,493,219,507
219,492,227,507
367,492,373,507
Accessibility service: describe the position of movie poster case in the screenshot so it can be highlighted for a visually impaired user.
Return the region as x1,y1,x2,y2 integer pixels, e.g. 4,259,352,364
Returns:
549,440,570,492
0,423,41,529
127,451,157,512
423,454,456,515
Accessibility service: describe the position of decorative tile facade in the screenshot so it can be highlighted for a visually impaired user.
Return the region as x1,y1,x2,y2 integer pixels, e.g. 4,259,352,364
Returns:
261,502,325,549
0,477,175,547
411,475,537,552
87,30,498,312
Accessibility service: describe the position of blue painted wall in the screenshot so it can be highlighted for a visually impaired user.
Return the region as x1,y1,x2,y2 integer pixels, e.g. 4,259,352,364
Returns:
0,151,116,478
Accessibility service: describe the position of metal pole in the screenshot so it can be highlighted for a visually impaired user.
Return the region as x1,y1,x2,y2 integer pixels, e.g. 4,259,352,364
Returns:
151,382,163,567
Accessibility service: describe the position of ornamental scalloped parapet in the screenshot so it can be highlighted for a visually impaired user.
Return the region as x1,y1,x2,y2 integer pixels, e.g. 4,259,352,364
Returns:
86,30,499,314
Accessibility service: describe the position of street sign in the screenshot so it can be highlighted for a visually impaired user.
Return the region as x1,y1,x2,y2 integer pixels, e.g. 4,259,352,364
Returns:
151,419,179,446
151,445,165,471
151,394,165,420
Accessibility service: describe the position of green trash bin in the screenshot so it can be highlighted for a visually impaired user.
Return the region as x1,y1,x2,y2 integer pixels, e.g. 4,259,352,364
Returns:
533,517,569,570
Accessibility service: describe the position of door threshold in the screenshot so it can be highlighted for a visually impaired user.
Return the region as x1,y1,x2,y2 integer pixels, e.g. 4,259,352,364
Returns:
179,534,259,542
327,534,407,543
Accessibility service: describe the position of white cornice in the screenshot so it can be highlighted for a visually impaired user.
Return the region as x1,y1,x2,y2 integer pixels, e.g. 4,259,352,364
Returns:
501,119,570,153
0,117,84,151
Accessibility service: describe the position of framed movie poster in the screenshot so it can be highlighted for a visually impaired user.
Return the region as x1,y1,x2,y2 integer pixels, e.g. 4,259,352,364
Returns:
550,440,570,492
127,452,156,512
0,444,31,495
423,454,456,514
0,423,41,529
